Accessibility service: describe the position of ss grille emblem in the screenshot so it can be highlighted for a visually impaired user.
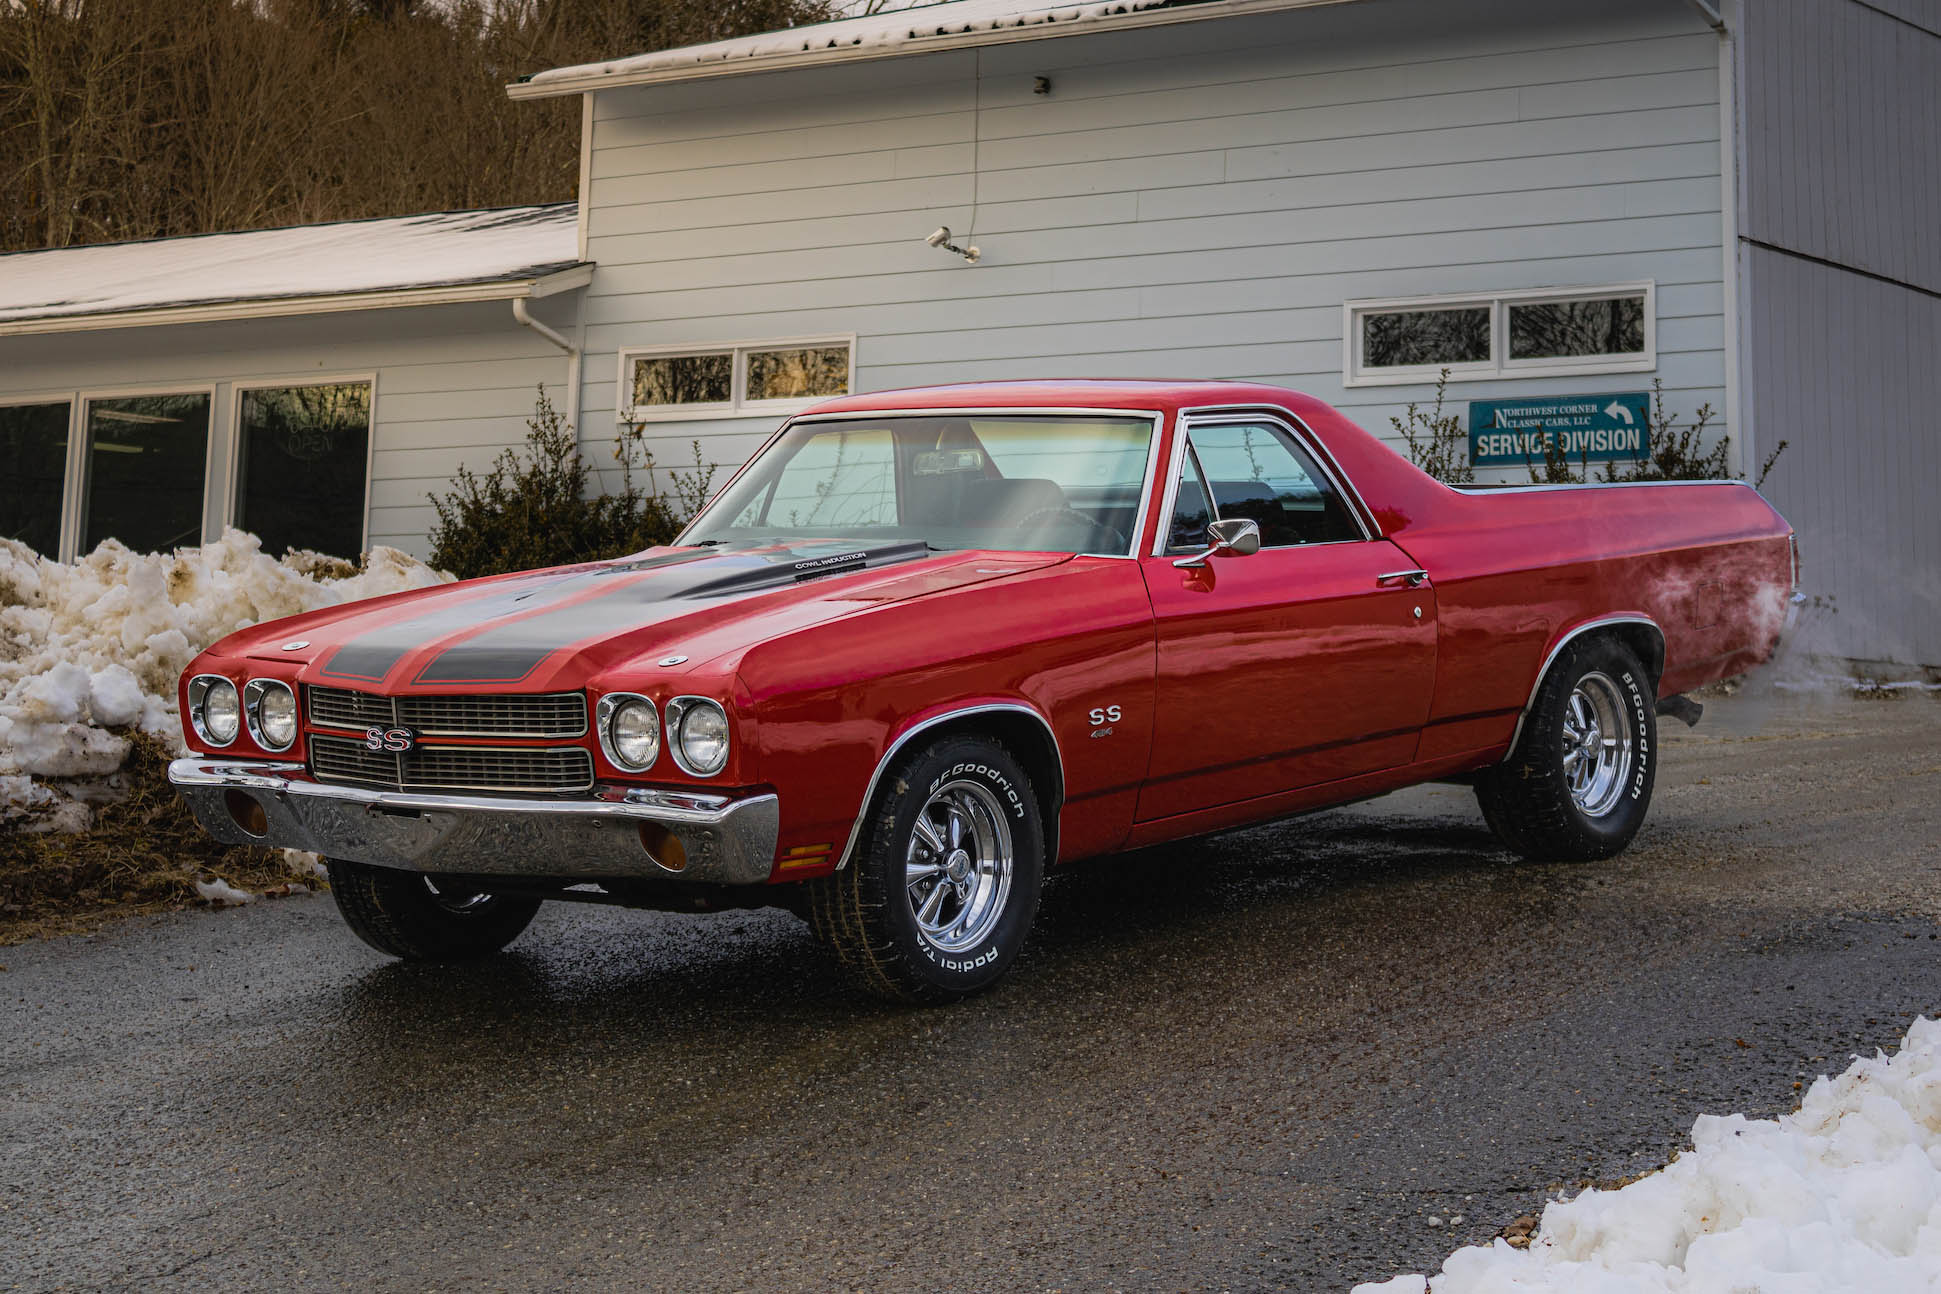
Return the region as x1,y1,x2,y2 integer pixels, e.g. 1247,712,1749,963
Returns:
364,725,418,754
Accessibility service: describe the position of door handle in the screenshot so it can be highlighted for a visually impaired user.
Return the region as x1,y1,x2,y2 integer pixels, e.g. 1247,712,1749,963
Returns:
1375,568,1429,587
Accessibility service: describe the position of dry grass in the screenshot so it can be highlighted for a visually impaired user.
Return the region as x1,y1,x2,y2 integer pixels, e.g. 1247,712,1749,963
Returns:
0,733,314,944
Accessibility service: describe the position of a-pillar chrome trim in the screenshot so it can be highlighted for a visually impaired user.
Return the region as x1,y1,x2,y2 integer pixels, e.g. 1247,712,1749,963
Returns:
167,757,779,884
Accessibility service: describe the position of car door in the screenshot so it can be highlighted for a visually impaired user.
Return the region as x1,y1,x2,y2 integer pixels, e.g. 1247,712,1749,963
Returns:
1134,412,1438,822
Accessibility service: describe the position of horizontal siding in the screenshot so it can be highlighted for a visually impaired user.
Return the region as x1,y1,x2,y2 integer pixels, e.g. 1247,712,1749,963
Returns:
579,0,1727,485
0,298,574,559
1741,0,1941,293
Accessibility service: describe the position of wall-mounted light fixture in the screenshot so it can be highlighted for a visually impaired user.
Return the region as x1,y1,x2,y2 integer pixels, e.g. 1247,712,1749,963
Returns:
925,226,980,264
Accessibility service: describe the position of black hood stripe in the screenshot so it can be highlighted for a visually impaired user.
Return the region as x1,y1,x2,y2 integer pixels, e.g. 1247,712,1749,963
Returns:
409,541,931,686
316,570,605,683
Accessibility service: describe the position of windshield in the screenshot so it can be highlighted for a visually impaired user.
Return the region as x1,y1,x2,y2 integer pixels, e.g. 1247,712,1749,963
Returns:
682,414,1156,556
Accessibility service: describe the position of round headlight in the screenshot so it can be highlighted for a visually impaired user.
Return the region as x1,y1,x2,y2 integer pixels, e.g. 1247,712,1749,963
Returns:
245,679,297,751
191,675,241,746
598,693,660,772
671,697,730,777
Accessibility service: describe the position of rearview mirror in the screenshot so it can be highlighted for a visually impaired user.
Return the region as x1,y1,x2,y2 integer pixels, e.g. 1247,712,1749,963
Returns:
1172,517,1261,568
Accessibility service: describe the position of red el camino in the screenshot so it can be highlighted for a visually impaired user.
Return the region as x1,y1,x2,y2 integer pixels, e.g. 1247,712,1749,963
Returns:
170,381,1798,1002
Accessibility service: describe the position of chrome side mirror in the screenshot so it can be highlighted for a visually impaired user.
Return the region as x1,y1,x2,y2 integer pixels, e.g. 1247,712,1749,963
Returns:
1172,517,1261,568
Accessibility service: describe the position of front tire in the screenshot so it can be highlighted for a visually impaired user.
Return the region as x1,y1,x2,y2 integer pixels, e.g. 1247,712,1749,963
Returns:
325,859,541,961
808,735,1045,1004
1476,635,1657,861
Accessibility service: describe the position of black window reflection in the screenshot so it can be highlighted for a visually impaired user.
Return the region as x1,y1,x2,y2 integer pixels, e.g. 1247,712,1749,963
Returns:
237,383,371,558
84,393,210,554
0,402,70,557
1363,306,1490,368
1509,296,1644,360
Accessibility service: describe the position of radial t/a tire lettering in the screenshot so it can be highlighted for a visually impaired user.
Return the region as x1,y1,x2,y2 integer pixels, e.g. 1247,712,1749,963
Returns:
325,858,542,960
807,735,1045,1004
1475,635,1658,862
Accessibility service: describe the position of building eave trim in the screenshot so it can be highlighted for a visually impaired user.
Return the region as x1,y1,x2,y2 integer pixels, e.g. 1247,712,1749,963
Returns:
505,0,1365,101
0,263,596,338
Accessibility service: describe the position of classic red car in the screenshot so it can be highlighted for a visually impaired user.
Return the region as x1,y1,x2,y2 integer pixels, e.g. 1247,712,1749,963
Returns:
171,381,1798,1001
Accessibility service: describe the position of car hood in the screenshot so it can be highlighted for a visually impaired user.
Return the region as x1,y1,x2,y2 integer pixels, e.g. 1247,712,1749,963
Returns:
215,541,1070,692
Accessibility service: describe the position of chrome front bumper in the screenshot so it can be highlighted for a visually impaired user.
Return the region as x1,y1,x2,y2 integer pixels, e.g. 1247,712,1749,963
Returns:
167,758,780,885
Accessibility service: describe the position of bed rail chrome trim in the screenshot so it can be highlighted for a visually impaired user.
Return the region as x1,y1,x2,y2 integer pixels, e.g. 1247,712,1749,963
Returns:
167,758,779,884
835,702,1065,870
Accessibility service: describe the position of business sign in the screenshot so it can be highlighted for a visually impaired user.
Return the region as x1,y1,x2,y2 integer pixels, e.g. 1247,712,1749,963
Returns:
1468,392,1650,468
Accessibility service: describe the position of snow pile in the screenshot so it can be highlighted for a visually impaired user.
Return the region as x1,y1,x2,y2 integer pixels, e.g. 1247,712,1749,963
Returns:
1,529,448,826
1356,1018,1941,1294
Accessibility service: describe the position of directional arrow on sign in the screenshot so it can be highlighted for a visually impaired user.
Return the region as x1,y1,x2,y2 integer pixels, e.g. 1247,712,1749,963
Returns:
1605,400,1635,425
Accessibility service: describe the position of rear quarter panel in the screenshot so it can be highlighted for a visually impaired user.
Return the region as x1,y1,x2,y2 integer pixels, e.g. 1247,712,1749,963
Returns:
733,557,1158,872
1396,482,1793,760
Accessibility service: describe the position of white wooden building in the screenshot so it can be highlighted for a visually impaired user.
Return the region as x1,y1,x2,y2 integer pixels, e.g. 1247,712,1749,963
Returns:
1,0,1934,668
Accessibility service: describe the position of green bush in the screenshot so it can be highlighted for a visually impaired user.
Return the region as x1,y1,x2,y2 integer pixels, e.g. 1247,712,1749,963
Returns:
427,387,714,580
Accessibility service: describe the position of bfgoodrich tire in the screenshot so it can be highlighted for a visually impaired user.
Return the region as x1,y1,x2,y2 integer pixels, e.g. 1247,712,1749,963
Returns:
325,859,542,961
808,735,1045,1005
1476,635,1658,862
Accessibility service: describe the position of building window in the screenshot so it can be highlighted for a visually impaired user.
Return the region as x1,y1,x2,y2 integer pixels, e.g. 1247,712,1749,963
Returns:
620,337,853,421
0,401,71,557
83,392,211,553
236,381,372,559
1344,284,1654,386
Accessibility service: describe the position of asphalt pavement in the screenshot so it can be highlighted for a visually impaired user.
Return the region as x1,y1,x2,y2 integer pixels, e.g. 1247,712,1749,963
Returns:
4,689,1939,1292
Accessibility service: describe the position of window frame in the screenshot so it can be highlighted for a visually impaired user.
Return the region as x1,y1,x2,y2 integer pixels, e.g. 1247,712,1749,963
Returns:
0,390,80,561
1342,282,1656,387
74,381,219,562
225,372,379,557
617,335,856,423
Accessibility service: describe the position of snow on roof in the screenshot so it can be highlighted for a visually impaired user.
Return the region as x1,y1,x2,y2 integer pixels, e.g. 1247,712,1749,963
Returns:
512,0,1356,99
0,203,586,336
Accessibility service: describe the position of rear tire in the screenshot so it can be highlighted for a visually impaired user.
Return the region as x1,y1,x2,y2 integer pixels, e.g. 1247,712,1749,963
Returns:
1476,636,1657,861
808,735,1045,1004
325,859,541,961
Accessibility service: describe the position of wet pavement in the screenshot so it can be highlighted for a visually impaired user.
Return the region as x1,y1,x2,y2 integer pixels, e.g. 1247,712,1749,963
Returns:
3,691,1939,1292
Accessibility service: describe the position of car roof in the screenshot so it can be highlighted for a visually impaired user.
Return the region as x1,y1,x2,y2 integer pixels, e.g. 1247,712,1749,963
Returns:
799,379,1334,421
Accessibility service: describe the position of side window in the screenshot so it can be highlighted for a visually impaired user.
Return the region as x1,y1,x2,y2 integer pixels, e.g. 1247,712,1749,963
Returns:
1182,422,1363,548
738,427,897,529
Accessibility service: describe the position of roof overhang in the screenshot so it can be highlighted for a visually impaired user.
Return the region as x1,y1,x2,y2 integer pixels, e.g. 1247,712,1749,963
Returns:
0,262,594,339
507,0,1364,101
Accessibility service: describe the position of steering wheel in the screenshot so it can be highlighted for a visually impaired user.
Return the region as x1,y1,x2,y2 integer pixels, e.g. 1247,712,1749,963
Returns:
1016,507,1130,554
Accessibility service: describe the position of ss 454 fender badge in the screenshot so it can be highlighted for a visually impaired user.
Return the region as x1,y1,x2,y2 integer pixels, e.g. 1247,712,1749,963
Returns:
364,725,418,754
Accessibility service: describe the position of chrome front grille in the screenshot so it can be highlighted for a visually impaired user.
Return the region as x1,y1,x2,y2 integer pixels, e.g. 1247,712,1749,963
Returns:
306,687,588,738
308,735,594,794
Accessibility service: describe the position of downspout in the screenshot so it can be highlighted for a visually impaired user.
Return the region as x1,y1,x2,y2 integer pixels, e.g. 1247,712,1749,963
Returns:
512,297,582,434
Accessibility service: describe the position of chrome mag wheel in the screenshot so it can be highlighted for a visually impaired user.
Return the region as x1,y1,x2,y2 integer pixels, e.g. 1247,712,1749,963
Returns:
903,778,1014,954
1561,670,1634,818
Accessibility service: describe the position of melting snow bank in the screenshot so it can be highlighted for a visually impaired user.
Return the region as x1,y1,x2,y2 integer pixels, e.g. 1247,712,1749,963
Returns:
1356,1019,1941,1294
1,530,448,829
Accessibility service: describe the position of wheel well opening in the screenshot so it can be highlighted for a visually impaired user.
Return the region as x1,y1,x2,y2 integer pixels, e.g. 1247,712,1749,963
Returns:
918,711,1064,859
1605,623,1667,692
